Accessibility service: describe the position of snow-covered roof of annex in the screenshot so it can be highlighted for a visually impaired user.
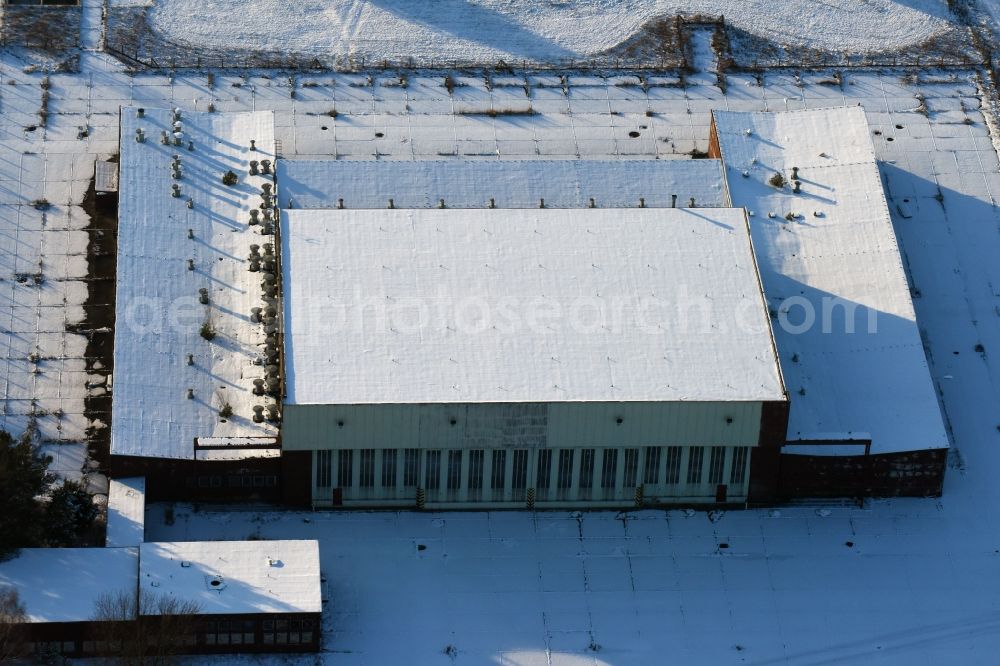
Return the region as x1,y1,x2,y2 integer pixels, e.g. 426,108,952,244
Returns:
0,547,139,623
106,477,146,548
713,106,949,454
111,109,279,460
138,540,322,616
281,207,785,406
276,159,726,209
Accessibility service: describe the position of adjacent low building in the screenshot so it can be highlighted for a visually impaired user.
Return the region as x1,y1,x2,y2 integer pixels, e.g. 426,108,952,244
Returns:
710,106,949,497
139,540,322,653
105,476,146,548
0,540,322,658
110,108,285,502
0,547,139,659
276,159,727,210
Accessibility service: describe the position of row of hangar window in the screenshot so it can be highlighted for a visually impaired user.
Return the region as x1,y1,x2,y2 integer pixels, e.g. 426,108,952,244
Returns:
316,445,749,491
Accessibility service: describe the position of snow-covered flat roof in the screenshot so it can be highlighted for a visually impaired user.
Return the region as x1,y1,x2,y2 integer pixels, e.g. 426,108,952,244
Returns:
111,109,279,460
0,547,139,623
277,159,725,210
281,207,784,405
139,540,322,615
713,106,949,454
106,477,146,548
193,436,280,461
195,447,281,461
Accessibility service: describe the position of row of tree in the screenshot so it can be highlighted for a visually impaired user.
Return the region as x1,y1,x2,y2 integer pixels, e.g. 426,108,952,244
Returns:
0,430,205,663
0,428,99,558
0,587,201,665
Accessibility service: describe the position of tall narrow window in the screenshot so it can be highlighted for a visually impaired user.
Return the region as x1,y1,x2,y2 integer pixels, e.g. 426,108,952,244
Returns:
730,447,748,484
557,450,574,489
425,450,441,490
643,446,661,485
359,450,375,488
447,450,463,490
536,449,552,489
623,448,639,488
403,449,420,486
579,449,595,490
491,450,507,490
316,450,332,488
601,449,618,489
337,450,353,488
665,446,682,484
381,449,397,487
468,450,484,490
512,450,528,490
687,446,704,484
708,447,726,485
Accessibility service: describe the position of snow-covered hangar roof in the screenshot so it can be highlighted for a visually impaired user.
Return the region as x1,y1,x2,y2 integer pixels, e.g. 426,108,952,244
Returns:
276,159,726,209
139,540,321,615
281,207,785,406
713,106,949,454
111,109,278,460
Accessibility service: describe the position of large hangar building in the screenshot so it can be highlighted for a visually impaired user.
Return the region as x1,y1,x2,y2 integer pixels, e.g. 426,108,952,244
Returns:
105,106,948,508
280,206,788,508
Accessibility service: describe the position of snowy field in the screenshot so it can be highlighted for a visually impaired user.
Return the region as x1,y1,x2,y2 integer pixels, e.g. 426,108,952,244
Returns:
112,0,958,65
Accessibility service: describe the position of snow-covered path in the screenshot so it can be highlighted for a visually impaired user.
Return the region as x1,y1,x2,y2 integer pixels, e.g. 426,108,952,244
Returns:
80,0,105,51
125,0,957,65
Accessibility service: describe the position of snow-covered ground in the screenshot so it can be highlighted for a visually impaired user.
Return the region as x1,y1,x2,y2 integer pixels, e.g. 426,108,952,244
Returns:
3,11,1000,659
116,0,957,65
148,495,1000,665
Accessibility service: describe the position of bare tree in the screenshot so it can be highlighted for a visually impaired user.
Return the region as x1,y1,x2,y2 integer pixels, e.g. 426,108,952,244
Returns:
92,589,201,665
0,587,27,662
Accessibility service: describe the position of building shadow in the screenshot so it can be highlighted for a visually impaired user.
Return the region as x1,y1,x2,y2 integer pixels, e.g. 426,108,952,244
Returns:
366,0,577,61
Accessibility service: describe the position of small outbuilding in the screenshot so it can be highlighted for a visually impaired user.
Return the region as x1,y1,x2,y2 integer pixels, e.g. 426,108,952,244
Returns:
0,547,139,659
710,106,949,497
105,476,145,548
138,540,323,653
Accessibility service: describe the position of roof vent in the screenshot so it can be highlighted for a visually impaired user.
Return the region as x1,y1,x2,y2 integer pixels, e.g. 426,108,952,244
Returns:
206,575,226,591
180,560,192,568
